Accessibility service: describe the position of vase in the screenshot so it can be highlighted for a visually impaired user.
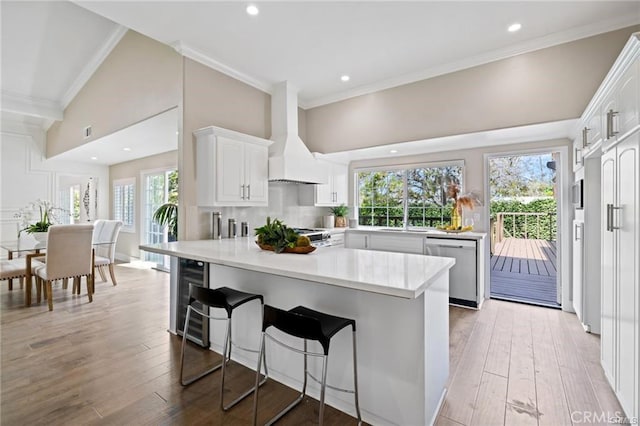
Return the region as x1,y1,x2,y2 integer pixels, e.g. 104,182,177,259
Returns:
31,231,48,243
335,216,347,228
451,206,461,229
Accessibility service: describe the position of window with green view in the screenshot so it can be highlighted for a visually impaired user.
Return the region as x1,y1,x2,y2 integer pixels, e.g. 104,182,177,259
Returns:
357,163,463,228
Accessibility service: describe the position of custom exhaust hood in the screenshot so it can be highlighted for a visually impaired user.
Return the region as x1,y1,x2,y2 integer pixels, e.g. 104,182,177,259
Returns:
268,81,326,184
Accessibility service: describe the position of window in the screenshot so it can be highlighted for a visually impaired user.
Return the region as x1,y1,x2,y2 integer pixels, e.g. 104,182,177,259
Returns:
357,162,463,228
113,178,135,232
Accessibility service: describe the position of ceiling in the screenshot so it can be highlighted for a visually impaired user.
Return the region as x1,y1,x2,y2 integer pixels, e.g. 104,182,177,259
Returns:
1,1,639,163
49,108,178,166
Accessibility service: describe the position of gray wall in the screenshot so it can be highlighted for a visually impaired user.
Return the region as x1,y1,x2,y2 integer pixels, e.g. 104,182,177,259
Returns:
305,26,639,153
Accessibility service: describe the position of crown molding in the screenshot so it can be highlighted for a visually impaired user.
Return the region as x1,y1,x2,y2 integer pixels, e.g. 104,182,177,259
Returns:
1,91,63,121
171,41,274,95
60,25,128,108
303,15,640,109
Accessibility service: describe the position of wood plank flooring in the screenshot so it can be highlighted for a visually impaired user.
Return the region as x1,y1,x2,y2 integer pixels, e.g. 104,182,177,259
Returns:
2,265,622,425
491,238,559,307
437,301,624,426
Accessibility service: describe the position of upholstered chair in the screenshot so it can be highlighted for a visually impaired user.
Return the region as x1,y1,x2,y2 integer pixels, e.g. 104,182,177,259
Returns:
92,220,123,285
33,224,94,311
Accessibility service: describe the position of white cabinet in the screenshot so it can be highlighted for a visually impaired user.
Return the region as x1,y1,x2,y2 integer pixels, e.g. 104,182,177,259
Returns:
369,233,424,254
603,60,639,151
299,159,348,206
195,126,272,207
601,133,639,419
345,231,369,249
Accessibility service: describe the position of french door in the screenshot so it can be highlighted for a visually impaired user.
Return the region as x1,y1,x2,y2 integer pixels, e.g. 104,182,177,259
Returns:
142,169,175,270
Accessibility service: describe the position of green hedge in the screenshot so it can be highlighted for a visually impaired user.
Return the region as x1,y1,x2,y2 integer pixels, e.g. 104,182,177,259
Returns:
491,198,557,241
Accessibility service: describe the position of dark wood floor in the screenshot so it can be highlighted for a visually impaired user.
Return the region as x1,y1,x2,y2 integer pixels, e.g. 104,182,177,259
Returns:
0,265,359,425
491,238,559,307
2,264,621,425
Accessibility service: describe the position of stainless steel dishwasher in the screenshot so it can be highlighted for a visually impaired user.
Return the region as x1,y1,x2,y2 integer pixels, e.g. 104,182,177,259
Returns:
424,237,478,308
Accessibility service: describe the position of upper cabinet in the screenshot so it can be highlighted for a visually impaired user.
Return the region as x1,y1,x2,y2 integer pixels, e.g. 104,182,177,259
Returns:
194,126,272,207
299,158,349,206
580,34,640,159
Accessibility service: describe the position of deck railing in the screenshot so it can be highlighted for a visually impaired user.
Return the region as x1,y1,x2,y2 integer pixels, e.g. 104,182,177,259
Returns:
494,212,556,244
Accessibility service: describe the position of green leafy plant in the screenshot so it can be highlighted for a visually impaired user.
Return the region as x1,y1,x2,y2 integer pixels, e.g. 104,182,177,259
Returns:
15,199,65,234
330,204,349,217
153,203,178,239
254,217,300,253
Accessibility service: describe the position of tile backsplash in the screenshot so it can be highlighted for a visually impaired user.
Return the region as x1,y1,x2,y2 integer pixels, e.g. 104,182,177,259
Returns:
198,182,329,238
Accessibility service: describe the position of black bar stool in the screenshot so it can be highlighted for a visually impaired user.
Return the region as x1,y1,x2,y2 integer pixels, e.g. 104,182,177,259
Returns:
180,284,268,411
252,305,362,426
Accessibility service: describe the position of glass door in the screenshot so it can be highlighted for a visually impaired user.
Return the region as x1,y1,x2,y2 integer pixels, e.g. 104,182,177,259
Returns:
142,169,177,270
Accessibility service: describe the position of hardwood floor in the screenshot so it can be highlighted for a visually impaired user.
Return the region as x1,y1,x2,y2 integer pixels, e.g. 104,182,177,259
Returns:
438,300,624,426
2,265,622,425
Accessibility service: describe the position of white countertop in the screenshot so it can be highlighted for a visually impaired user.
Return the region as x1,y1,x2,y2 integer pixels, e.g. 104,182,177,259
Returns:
140,238,455,299
347,227,487,240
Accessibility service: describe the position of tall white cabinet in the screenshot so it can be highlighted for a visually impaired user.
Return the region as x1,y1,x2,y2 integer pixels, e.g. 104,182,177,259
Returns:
601,133,639,418
580,33,640,421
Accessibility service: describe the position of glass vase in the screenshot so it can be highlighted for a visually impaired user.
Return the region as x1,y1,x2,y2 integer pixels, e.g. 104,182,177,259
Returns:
451,206,461,228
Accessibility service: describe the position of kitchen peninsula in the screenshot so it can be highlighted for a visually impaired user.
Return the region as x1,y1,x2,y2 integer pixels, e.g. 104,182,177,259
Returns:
140,238,455,425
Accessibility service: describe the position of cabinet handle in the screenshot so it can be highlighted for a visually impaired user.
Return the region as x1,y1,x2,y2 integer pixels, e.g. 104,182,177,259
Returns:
364,235,368,249
607,109,619,139
574,223,581,241
574,147,582,166
247,184,251,200
606,204,613,232
611,205,621,230
241,184,246,200
582,127,589,148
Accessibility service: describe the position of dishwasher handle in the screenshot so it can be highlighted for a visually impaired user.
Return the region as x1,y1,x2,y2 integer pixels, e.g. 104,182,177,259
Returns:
424,238,476,249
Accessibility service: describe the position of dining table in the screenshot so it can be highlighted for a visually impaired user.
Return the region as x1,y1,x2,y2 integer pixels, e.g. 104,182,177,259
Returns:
1,237,111,307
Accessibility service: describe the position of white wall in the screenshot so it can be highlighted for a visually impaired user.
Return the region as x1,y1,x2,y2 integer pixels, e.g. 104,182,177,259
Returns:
0,119,108,247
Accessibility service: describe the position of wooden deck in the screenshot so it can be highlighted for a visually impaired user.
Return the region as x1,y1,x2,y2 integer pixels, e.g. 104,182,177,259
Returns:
490,238,559,307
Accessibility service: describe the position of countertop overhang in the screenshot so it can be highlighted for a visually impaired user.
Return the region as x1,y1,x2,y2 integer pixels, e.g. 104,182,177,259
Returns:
140,238,455,299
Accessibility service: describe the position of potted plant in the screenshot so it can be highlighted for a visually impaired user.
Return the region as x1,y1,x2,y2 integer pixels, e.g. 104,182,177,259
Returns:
153,202,178,241
330,204,349,228
254,217,314,254
15,200,60,241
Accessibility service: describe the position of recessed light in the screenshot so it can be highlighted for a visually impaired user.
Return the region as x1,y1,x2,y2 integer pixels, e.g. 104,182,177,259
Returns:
90,156,97,160
123,147,131,152
390,149,398,154
508,23,522,33
246,4,259,16
340,75,350,82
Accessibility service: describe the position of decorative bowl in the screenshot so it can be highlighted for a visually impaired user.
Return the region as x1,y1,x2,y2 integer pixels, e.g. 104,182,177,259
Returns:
256,242,316,254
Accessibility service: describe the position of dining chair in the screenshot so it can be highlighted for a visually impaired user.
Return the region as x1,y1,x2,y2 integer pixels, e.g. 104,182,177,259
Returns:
32,224,94,311
1,258,27,288
93,220,123,285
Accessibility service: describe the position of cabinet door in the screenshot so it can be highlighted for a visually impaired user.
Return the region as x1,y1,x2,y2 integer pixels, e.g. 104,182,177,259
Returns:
615,135,638,416
333,163,349,205
216,137,245,203
586,108,603,147
617,62,639,137
244,143,269,205
573,221,584,320
601,148,617,386
315,178,334,205
369,234,424,254
345,232,369,249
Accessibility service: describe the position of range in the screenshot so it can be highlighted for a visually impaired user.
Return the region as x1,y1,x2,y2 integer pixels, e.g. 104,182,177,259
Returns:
292,228,332,247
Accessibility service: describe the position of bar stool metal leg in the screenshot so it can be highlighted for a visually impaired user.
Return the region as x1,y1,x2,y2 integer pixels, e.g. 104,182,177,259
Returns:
180,306,224,386
353,330,362,425
319,354,328,425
